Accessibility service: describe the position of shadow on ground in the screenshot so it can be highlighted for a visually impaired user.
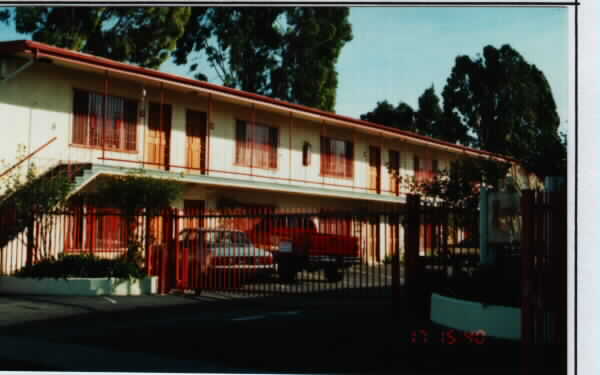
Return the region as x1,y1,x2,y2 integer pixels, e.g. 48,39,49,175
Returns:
0,287,522,374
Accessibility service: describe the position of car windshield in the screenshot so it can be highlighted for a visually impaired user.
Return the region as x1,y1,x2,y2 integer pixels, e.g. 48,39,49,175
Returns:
253,216,316,231
204,231,251,247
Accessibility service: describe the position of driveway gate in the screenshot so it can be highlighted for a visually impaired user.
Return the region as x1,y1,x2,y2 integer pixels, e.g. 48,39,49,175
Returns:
151,208,407,297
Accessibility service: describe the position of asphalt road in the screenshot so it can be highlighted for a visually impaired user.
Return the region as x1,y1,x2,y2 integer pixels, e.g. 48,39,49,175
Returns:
0,290,522,374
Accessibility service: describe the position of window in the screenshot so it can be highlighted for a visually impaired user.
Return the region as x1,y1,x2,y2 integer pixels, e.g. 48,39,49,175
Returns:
235,120,278,169
65,204,130,252
320,137,354,178
414,156,439,183
389,150,401,195
72,89,138,151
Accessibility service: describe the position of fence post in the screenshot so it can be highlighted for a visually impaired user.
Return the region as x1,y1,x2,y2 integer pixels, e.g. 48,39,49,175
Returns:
391,212,401,303
405,194,421,299
520,189,534,375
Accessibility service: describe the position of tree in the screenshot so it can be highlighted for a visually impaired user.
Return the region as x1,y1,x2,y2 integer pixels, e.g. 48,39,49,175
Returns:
0,155,72,266
174,7,353,111
360,100,416,131
3,7,191,69
3,7,352,111
414,85,443,138
442,44,565,178
86,171,183,265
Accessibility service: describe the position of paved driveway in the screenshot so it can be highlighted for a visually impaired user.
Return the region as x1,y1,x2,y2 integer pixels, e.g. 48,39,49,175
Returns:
0,291,520,374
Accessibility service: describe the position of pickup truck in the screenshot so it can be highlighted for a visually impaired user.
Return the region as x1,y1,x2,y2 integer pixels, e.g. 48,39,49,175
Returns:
246,215,361,282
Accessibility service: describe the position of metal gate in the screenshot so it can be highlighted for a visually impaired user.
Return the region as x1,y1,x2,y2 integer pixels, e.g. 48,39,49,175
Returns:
521,190,567,375
154,208,407,297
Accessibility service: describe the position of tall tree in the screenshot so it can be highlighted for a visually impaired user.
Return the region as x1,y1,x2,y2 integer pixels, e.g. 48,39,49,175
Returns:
442,44,565,178
414,85,443,138
360,100,415,131
3,7,191,69
2,7,352,111
174,7,353,111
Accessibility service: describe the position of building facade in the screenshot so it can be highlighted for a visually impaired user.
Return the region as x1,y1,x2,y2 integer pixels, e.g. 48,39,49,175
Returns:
0,40,537,267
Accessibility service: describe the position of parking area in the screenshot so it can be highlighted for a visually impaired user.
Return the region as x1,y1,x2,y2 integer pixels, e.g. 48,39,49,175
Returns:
197,263,400,297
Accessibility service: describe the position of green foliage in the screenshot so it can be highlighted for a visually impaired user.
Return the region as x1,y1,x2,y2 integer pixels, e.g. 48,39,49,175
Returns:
434,261,520,307
86,170,183,217
174,7,353,111
8,7,191,69
0,8,9,23
360,100,416,131
414,85,443,138
0,158,72,227
442,44,566,179
15,253,145,279
4,7,352,111
409,158,511,209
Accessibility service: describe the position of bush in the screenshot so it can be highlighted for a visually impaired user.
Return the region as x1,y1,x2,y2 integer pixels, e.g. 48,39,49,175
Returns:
432,261,521,307
15,253,146,279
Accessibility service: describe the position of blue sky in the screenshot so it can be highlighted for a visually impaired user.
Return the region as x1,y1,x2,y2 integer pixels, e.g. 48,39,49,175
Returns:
0,6,568,132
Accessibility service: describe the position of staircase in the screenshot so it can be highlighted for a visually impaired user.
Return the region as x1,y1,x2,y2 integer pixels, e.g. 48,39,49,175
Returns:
0,162,93,249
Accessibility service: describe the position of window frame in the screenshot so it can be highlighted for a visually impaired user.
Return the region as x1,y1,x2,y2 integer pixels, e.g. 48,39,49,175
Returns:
320,136,354,179
71,88,139,153
64,203,130,253
234,119,279,170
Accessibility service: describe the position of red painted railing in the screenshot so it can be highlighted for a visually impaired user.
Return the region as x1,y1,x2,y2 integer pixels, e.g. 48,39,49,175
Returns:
0,136,57,179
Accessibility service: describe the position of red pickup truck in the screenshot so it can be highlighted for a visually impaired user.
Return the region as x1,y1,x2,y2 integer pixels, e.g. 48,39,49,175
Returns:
246,215,361,282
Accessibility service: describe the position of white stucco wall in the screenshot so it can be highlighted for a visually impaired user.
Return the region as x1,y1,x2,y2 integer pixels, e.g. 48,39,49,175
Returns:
0,56,494,202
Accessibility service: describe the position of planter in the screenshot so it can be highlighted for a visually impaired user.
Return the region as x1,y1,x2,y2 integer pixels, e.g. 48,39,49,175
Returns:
430,292,521,340
0,276,158,296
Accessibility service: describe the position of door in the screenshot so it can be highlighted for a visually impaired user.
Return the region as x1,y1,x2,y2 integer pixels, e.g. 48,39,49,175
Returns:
186,110,207,173
146,102,172,169
389,150,400,196
369,146,381,194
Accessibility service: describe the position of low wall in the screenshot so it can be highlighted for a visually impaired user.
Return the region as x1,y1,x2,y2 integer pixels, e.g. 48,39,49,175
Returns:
430,293,521,340
0,276,158,296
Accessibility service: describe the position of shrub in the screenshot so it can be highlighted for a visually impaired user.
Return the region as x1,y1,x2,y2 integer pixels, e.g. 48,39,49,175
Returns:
15,253,146,279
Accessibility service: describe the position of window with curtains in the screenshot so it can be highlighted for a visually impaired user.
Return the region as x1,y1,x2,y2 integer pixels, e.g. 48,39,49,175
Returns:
72,89,138,151
320,137,354,178
65,204,130,252
235,120,278,169
414,156,439,183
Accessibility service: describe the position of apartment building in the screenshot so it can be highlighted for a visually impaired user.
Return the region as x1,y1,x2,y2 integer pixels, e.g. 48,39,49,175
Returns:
0,40,534,263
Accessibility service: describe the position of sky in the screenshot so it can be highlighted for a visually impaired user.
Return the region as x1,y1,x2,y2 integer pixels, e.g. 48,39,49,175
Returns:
0,6,569,133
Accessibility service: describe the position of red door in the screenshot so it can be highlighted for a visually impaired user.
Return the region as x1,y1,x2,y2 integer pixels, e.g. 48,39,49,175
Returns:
369,146,381,194
186,110,207,174
146,102,172,170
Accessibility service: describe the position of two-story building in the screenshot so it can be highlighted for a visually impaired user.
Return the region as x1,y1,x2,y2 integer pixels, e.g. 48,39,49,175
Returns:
0,40,535,265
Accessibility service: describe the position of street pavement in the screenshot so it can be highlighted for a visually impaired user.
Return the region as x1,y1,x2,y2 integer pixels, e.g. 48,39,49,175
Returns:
0,290,521,374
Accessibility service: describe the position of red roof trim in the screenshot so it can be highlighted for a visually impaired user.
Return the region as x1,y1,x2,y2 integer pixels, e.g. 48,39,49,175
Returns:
0,39,516,163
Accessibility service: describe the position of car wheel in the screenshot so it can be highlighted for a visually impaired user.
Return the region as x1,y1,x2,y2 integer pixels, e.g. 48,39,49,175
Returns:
278,261,297,283
324,265,343,282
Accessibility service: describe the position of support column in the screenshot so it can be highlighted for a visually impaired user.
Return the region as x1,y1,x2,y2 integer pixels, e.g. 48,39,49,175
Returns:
206,94,212,175
102,70,109,164
405,194,421,296
479,186,490,265
288,112,293,184
159,83,165,170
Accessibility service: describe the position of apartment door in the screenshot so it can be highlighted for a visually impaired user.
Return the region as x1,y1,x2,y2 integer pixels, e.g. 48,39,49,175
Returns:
369,146,381,194
389,150,400,196
146,102,172,170
186,110,207,174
